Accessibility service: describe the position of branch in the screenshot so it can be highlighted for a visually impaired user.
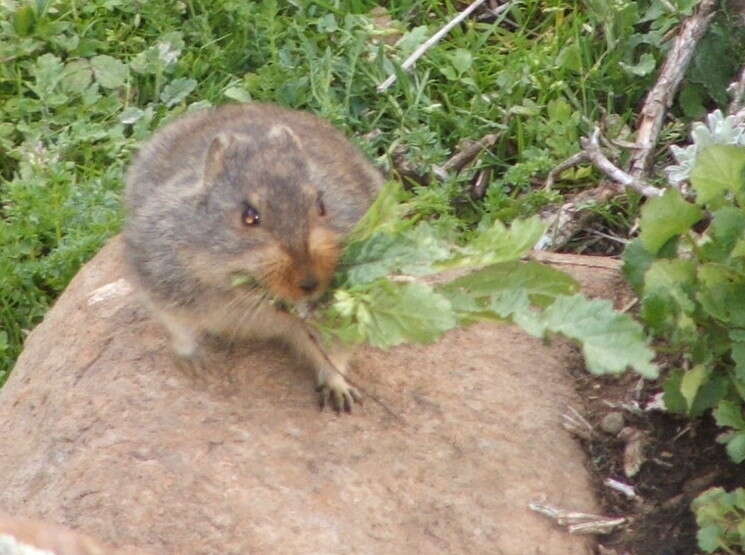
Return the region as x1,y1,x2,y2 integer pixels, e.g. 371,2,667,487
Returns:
628,0,718,178
543,151,589,190
582,128,663,198
377,0,512,93
432,133,499,180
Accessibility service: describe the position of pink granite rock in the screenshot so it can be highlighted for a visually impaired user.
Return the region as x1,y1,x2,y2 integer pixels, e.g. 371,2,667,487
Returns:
0,237,610,554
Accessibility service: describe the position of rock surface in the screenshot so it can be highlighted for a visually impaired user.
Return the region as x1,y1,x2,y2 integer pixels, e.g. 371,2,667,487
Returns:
0,237,623,554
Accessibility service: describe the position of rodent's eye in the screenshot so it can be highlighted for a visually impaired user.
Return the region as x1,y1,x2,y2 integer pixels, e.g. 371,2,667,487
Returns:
242,203,261,226
316,192,326,217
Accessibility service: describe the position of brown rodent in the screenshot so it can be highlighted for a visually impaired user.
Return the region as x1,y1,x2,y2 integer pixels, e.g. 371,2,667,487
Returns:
123,103,383,411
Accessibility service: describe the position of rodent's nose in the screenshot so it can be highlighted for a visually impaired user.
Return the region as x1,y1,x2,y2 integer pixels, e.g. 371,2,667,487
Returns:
299,276,319,294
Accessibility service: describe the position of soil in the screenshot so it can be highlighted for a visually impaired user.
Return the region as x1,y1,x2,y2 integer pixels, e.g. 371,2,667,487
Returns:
573,369,744,554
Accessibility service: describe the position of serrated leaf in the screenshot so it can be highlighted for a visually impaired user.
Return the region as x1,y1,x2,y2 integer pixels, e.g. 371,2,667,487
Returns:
90,55,127,89
363,282,457,348
681,364,711,410
442,216,545,269
31,53,64,99
340,223,450,285
691,145,745,206
714,400,745,430
160,77,197,107
536,294,658,378
442,260,579,307
639,188,702,254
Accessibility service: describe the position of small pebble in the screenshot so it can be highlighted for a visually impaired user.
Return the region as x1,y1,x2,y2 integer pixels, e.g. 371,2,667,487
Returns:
600,412,625,435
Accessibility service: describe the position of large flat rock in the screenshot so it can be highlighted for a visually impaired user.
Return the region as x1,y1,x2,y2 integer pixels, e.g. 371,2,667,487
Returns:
0,237,617,554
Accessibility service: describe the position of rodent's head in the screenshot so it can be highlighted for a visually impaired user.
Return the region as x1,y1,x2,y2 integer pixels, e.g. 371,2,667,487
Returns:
187,124,341,302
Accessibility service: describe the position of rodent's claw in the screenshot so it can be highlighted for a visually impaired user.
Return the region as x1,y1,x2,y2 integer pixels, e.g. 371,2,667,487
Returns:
316,377,361,414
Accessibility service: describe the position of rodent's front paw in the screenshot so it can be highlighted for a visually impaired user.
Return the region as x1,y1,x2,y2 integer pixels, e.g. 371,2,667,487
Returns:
173,350,208,379
316,373,361,414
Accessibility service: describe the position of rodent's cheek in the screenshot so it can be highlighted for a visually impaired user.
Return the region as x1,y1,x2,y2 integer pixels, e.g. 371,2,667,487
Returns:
308,226,342,290
252,245,305,301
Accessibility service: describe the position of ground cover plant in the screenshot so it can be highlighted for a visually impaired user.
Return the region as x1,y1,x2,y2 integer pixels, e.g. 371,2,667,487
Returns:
2,0,745,551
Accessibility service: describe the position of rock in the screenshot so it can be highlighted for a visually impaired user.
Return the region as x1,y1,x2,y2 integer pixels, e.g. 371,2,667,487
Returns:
0,513,148,554
0,237,619,554
600,412,625,436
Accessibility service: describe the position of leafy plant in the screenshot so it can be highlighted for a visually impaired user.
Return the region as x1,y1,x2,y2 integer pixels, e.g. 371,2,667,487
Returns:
624,140,745,419
692,487,745,554
308,183,658,379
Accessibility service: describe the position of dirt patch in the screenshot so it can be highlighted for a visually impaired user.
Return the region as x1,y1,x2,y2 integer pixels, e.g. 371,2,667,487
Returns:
573,369,744,554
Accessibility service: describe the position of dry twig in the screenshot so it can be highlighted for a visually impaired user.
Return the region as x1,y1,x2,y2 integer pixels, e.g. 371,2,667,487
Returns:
377,0,512,93
582,128,662,198
543,151,589,191
433,133,499,179
628,0,718,178
529,502,627,535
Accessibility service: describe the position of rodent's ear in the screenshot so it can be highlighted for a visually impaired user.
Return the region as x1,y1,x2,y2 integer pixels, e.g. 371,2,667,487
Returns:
202,134,235,186
267,124,302,150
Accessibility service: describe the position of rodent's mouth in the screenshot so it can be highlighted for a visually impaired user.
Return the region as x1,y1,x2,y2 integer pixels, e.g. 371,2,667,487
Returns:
230,271,326,306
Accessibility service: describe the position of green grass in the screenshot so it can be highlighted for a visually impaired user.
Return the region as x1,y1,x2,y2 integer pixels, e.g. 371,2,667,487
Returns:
1,0,743,383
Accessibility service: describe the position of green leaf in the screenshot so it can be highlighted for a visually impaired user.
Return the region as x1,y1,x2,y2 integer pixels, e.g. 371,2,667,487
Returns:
681,364,711,410
61,60,93,95
622,238,655,294
31,53,64,99
537,294,658,378
442,260,579,307
700,207,745,263
12,5,36,36
725,432,745,463
670,370,729,417
678,83,706,119
619,52,656,76
359,282,457,349
224,85,252,102
697,263,745,326
690,145,745,206
640,258,697,333
90,55,127,89
347,181,407,243
556,43,582,73
639,188,702,254
442,216,545,269
696,524,724,553
448,48,473,75
663,370,688,413
160,77,197,107
714,400,745,430
340,223,450,285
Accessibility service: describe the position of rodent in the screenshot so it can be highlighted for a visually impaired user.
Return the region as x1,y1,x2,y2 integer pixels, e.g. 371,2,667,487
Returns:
123,103,383,412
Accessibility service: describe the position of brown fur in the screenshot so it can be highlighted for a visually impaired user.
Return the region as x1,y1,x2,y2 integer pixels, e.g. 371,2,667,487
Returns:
123,103,383,411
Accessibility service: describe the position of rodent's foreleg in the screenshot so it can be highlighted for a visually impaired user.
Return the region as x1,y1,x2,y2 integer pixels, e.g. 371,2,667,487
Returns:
155,307,207,376
279,318,361,413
